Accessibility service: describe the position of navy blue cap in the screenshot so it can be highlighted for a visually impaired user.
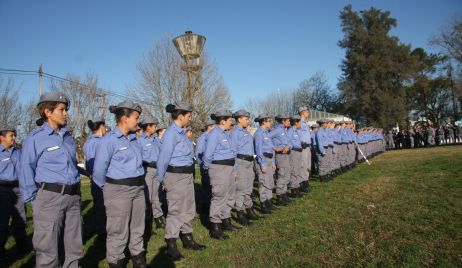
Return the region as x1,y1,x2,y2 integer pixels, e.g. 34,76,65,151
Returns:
275,114,290,120
139,115,159,125
205,119,216,127
109,100,142,114
254,114,271,122
291,115,301,121
37,92,70,107
233,109,250,118
166,101,193,113
211,110,233,120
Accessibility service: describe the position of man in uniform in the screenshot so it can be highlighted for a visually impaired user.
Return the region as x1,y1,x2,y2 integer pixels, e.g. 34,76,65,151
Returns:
0,126,28,262
298,107,312,192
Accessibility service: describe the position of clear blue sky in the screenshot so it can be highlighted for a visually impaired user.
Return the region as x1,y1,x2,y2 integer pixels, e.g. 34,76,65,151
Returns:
1,0,461,108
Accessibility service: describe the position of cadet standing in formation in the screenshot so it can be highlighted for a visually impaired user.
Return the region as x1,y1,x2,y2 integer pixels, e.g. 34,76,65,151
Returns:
137,116,166,230
0,126,28,262
20,92,83,268
298,107,312,192
203,110,239,240
83,116,107,242
156,102,205,261
93,101,146,268
231,109,260,225
253,114,276,214
287,115,304,198
270,114,292,206
195,119,216,208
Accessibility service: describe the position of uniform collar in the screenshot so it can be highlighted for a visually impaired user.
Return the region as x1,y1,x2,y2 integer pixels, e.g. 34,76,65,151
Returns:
0,144,5,152
172,122,185,134
43,122,68,136
115,127,137,141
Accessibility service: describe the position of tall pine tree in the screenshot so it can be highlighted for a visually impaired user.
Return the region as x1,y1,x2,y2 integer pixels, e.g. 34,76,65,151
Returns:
338,5,416,128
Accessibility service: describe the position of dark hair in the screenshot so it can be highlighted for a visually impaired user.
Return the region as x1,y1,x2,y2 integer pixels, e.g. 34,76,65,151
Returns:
87,120,105,132
140,123,155,131
37,101,67,120
214,116,230,124
112,107,138,123
0,130,16,137
171,110,190,120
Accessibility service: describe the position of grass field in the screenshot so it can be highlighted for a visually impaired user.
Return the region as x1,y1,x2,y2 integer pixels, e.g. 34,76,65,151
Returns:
4,146,462,267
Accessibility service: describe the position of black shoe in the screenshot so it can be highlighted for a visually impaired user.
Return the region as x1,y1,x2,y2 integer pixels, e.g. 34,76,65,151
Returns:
108,260,125,268
179,233,206,250
265,199,276,211
132,252,147,268
291,188,302,198
16,239,33,254
260,201,272,214
246,207,261,220
282,193,290,205
300,181,310,193
154,216,166,229
0,248,7,263
221,218,241,231
209,223,229,240
165,238,184,261
276,195,288,206
236,210,251,226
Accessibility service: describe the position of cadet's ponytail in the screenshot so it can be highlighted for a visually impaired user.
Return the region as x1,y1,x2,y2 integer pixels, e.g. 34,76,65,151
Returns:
87,120,105,132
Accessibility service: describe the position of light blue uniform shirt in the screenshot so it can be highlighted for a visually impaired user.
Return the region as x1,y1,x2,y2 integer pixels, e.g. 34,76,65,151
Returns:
287,127,302,149
195,132,208,166
156,123,194,182
92,127,144,188
231,125,254,156
0,145,20,181
203,125,235,169
137,133,160,164
270,124,290,149
83,134,101,175
253,127,275,168
19,123,80,202
299,121,312,144
315,128,329,155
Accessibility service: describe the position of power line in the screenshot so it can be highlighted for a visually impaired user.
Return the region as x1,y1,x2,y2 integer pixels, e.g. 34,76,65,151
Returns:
0,67,151,105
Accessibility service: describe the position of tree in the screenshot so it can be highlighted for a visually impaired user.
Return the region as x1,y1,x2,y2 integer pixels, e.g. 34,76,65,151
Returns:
430,16,462,68
0,78,23,133
129,37,232,134
293,71,337,112
338,5,416,128
244,88,294,123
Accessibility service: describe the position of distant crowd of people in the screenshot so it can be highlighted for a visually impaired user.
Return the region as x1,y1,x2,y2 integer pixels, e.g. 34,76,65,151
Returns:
385,123,462,149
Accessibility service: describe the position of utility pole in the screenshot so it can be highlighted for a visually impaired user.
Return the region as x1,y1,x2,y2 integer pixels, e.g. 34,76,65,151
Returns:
39,64,43,96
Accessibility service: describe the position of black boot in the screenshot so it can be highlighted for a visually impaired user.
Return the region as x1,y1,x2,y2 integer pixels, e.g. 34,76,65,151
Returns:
276,195,288,206
108,260,125,268
209,223,229,240
282,193,290,205
221,218,241,231
132,252,146,268
154,216,166,229
300,181,310,193
291,188,302,198
236,210,251,226
265,199,276,211
165,238,184,261
246,207,261,220
179,233,206,250
260,200,272,214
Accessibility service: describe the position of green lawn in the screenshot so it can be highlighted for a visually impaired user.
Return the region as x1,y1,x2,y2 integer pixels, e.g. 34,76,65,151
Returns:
5,146,462,267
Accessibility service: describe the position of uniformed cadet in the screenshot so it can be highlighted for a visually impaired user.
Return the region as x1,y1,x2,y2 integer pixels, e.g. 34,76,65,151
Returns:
195,119,216,208
156,102,206,261
137,116,166,230
298,107,312,193
231,109,259,226
203,110,240,240
287,115,304,198
82,116,107,242
135,126,143,138
93,101,146,268
310,123,319,176
20,92,83,268
156,124,167,139
253,114,276,214
0,126,28,262
315,119,331,182
270,114,292,206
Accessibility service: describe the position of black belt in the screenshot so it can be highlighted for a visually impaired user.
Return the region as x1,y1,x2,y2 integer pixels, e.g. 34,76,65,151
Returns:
167,165,195,174
143,161,157,168
263,152,273,158
302,143,311,149
237,154,254,162
212,159,235,166
275,150,290,155
292,147,302,152
41,182,80,195
0,180,19,187
106,176,144,186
